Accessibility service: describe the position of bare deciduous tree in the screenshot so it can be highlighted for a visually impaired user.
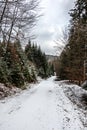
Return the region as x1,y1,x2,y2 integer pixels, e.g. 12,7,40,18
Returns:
54,27,69,56
0,0,40,43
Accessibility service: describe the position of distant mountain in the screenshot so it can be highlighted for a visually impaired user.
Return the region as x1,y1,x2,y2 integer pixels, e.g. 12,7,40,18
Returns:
46,55,58,62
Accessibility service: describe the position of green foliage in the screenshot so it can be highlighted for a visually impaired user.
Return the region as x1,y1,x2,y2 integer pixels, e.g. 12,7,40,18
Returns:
0,40,37,88
9,64,25,87
56,0,87,84
25,41,54,78
31,68,37,81
0,58,8,84
0,39,54,88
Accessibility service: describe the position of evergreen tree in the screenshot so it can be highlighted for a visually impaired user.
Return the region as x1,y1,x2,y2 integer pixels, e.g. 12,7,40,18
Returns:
68,0,87,83
0,40,37,88
57,0,87,84
25,42,53,78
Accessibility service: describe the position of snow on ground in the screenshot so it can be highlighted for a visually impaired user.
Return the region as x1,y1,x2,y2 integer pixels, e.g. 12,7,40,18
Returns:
0,76,86,130
56,80,87,129
0,83,21,99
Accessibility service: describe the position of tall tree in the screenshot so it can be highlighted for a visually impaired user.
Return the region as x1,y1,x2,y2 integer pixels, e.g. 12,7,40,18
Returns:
56,0,87,84
0,0,40,43
68,0,87,83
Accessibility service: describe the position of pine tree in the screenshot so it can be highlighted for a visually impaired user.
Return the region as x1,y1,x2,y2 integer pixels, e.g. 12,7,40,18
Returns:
68,0,87,83
58,0,87,84
25,42,53,78
0,40,37,88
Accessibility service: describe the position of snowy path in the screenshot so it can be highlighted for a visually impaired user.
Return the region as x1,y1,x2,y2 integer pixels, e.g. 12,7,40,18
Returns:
0,76,84,130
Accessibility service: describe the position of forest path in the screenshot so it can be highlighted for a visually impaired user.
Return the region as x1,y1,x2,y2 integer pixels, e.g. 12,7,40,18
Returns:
0,76,84,130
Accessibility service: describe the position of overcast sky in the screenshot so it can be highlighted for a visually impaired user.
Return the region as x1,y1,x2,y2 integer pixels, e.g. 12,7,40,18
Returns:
33,0,75,55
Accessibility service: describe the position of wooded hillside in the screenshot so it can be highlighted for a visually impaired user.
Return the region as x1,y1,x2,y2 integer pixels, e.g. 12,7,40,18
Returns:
56,0,87,85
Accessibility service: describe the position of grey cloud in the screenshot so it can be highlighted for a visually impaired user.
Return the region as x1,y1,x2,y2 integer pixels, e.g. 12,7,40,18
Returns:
36,29,54,41
33,0,75,55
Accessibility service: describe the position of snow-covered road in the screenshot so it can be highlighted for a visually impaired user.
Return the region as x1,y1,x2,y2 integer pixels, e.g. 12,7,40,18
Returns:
0,76,85,130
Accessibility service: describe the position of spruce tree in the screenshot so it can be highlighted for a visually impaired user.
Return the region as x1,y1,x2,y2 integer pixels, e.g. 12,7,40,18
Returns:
68,0,87,83
58,0,87,84
25,42,53,78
